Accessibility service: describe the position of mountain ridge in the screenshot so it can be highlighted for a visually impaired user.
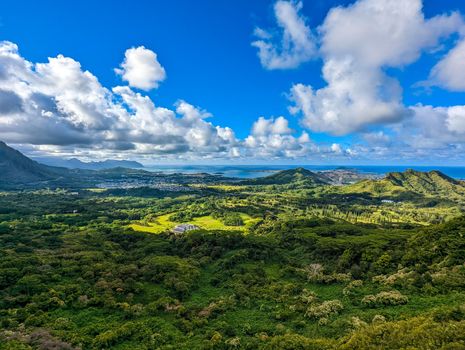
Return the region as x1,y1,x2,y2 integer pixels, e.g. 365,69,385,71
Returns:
0,141,64,187
342,168,465,199
32,156,144,170
2,141,465,198
242,167,331,185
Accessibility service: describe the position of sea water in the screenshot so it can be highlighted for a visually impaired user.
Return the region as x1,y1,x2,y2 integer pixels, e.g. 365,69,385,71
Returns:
143,165,465,180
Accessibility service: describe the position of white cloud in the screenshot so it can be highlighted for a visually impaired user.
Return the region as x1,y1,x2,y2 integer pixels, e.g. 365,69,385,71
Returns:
244,116,314,158
321,105,465,162
0,41,359,162
446,106,465,134
0,41,237,160
289,0,463,135
3,0,465,163
330,143,342,154
430,39,465,91
115,46,166,90
362,131,391,146
266,0,465,162
252,0,316,69
320,0,463,67
388,105,465,153
243,116,349,159
251,116,292,136
289,61,409,135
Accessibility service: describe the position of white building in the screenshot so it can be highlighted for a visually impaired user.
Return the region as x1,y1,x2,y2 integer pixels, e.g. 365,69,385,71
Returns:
171,223,200,234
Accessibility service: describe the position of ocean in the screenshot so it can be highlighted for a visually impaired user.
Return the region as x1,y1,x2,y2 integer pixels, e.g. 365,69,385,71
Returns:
143,165,465,180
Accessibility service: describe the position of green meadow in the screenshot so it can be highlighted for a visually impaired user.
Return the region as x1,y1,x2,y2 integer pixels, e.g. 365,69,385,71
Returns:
129,213,260,233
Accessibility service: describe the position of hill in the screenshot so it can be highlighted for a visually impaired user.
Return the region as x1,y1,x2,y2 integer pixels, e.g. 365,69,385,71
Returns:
33,156,144,170
342,169,465,200
243,167,330,185
0,141,65,187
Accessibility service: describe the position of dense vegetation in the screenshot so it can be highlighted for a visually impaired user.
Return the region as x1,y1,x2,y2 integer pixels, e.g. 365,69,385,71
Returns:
1,144,465,349
0,171,465,349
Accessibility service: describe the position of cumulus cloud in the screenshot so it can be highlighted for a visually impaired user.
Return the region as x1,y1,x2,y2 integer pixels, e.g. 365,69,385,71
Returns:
0,41,236,160
324,104,465,162
251,116,292,136
320,0,463,67
248,0,465,162
3,0,465,163
330,143,342,154
0,89,23,114
242,116,347,159
286,0,463,135
115,46,166,90
429,39,465,91
289,61,409,135
447,106,465,134
252,0,316,69
404,105,465,147
244,116,313,158
0,40,351,162
362,131,391,146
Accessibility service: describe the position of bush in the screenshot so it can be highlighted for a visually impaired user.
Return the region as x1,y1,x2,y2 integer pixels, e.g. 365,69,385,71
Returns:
343,280,363,297
339,316,465,350
265,334,336,350
362,290,408,307
305,300,344,320
223,213,244,226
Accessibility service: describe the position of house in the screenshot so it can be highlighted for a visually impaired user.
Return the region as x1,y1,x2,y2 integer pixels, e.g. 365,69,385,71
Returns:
171,223,200,235
381,199,395,204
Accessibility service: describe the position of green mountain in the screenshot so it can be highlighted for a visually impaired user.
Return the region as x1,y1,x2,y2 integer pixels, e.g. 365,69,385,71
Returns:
244,167,330,185
343,169,465,199
33,156,144,170
0,141,63,187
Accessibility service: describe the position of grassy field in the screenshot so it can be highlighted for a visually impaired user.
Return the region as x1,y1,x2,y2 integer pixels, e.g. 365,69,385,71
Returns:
86,188,108,193
190,184,249,191
129,213,260,234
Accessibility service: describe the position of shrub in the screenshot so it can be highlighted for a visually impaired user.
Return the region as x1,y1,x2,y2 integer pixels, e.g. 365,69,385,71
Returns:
432,305,465,322
339,316,465,350
299,289,318,305
302,264,351,284
305,300,344,320
312,273,351,284
265,334,336,350
223,213,244,226
93,321,143,348
350,316,368,329
303,264,324,280
198,295,236,318
372,314,386,324
362,290,408,307
343,280,363,297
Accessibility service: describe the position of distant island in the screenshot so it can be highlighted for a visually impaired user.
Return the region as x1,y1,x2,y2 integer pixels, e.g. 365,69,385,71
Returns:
32,156,144,170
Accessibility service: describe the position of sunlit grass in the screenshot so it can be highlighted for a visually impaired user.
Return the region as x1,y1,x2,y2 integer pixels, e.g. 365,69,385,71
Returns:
190,184,249,191
86,188,107,193
129,213,260,234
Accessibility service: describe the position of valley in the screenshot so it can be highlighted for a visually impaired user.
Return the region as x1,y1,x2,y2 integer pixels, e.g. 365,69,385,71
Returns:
1,143,465,349
2,1,465,348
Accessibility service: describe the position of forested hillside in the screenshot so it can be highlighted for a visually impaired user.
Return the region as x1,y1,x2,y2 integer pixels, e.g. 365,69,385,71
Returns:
0,141,60,186
341,169,465,201
1,143,465,349
0,179,464,349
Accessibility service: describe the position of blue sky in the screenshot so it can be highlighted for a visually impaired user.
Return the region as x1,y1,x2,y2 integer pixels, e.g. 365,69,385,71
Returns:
0,0,465,164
